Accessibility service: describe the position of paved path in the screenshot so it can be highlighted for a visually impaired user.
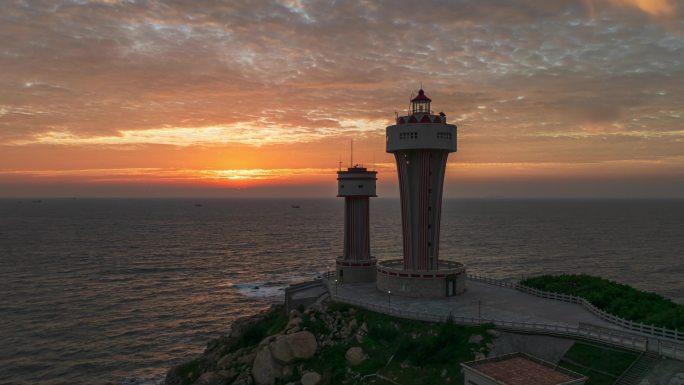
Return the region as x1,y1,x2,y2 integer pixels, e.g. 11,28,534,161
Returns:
334,280,616,328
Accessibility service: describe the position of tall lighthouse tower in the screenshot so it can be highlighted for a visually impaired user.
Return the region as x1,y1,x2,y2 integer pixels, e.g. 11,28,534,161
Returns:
376,88,466,298
336,165,377,283
388,89,456,270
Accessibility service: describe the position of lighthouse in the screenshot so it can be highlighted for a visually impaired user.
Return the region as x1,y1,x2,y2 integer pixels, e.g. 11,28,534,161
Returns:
376,88,466,297
336,165,377,283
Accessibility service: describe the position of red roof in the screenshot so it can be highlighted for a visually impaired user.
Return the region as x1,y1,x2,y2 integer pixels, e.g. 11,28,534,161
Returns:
471,356,581,385
411,89,432,102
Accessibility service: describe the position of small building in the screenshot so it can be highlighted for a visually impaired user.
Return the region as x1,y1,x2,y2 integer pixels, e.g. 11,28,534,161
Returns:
461,352,587,385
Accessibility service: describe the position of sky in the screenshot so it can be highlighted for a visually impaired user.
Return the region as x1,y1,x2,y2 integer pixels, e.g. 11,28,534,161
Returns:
0,0,683,198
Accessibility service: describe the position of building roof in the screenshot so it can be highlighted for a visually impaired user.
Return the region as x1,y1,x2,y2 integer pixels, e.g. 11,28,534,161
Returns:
411,88,431,102
462,353,587,385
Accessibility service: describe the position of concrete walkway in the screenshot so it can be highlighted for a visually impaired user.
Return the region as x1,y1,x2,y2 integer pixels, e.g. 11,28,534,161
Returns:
333,280,616,328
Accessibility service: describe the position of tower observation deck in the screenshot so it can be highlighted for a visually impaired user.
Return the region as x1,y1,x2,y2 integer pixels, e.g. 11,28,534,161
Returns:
386,89,457,271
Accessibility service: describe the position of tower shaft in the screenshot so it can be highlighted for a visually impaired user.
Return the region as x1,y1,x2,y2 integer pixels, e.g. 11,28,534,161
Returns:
343,197,370,260
394,149,449,270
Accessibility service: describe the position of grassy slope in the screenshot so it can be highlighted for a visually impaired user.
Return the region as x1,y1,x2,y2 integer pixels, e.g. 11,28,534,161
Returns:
560,342,639,385
523,274,684,330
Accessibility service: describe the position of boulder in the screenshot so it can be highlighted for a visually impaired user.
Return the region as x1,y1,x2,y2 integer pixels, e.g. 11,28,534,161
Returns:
287,317,302,329
237,351,256,365
217,354,234,369
269,335,294,364
281,365,294,379
252,346,281,385
218,369,238,382
286,331,318,360
469,334,484,344
234,373,254,385
345,347,365,366
301,372,322,385
192,371,223,385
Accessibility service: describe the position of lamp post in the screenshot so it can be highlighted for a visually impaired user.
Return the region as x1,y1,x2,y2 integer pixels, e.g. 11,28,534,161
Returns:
388,290,391,311
478,300,481,321
334,279,338,296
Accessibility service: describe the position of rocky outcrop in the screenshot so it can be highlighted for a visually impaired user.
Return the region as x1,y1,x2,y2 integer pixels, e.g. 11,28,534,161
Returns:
165,303,324,385
165,297,495,385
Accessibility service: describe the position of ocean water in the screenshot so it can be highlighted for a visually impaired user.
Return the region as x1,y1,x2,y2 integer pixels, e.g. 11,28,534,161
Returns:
0,198,682,385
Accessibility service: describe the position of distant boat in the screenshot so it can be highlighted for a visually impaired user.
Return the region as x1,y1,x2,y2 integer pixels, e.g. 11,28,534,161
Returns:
32,200,42,204
194,203,203,207
291,205,300,209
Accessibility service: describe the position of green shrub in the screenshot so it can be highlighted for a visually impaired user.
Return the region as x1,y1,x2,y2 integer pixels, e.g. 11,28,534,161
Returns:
230,306,288,352
523,274,684,331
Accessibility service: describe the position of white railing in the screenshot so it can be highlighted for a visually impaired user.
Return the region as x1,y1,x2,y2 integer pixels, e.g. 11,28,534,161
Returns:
321,277,653,353
466,273,683,343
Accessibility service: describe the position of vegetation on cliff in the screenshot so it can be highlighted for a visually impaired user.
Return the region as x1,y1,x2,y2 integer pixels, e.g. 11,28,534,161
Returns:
301,302,495,384
165,302,496,385
522,274,684,331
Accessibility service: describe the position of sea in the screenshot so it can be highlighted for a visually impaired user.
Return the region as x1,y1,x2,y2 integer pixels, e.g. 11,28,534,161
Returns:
0,198,682,385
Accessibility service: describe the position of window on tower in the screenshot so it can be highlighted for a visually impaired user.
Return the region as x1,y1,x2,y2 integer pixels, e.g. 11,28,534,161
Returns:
399,132,418,140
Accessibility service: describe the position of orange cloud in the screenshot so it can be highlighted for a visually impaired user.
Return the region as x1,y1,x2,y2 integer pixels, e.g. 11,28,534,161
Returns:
607,0,676,17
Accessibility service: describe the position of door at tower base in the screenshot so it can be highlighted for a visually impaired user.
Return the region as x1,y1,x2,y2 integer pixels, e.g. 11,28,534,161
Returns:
336,257,377,284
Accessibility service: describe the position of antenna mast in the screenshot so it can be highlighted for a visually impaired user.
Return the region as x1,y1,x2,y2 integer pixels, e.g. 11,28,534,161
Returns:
350,139,354,167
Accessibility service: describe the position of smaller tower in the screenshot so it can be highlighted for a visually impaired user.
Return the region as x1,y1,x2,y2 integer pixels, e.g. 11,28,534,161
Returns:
336,165,377,283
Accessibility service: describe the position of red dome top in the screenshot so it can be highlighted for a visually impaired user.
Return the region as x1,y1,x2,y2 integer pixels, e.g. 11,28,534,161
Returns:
411,89,432,102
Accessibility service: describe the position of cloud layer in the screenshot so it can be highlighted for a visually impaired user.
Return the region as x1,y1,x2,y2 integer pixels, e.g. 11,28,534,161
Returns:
0,0,682,196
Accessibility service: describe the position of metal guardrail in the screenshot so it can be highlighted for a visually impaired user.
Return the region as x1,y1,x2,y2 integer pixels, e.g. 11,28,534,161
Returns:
321,271,684,360
321,278,646,352
466,273,684,344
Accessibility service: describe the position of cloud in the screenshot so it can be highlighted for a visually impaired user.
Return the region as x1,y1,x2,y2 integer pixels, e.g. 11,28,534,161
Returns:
0,0,682,196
